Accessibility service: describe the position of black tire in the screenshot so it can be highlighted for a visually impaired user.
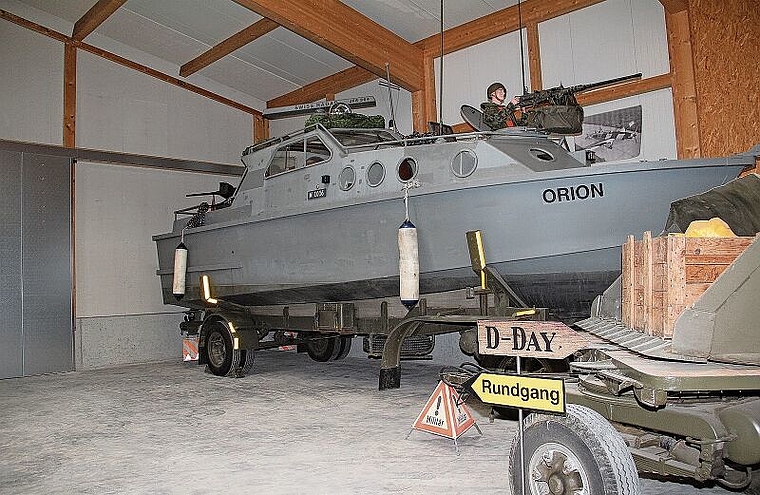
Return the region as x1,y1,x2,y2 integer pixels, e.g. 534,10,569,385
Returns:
240,348,255,374
334,336,352,360
306,335,341,362
204,321,244,377
509,404,640,495
745,469,760,495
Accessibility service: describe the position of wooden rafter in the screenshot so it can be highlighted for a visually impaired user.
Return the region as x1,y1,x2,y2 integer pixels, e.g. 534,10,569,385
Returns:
268,0,604,110
72,0,127,41
267,66,376,109
180,18,278,77
418,0,605,57
231,0,423,91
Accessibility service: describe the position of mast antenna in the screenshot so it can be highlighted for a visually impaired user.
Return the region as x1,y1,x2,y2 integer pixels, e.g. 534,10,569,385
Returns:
518,0,527,93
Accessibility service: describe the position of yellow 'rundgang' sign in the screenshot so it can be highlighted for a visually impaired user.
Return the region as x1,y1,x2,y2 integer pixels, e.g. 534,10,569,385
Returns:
466,372,566,414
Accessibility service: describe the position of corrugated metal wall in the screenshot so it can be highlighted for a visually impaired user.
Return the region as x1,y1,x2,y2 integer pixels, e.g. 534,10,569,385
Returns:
0,151,72,378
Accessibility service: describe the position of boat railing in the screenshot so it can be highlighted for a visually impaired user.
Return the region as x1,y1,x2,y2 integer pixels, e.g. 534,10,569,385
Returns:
242,122,550,157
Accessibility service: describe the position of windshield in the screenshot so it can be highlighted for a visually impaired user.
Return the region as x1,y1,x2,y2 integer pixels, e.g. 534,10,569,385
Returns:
329,128,402,146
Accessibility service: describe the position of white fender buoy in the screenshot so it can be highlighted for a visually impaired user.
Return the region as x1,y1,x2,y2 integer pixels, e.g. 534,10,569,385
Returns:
172,242,188,300
398,220,419,309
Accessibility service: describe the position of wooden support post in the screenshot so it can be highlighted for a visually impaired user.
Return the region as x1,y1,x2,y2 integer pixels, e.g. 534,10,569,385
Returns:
254,114,269,143
63,43,76,148
665,7,701,158
526,22,542,91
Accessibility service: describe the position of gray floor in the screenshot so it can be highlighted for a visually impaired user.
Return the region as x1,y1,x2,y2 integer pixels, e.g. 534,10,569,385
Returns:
0,350,733,495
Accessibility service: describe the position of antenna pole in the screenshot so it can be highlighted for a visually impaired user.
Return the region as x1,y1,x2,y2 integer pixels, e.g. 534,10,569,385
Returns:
438,0,444,133
518,0,527,93
384,62,397,132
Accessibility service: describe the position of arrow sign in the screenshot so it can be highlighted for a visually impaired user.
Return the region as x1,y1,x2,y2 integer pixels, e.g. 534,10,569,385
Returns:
465,372,566,414
477,320,588,359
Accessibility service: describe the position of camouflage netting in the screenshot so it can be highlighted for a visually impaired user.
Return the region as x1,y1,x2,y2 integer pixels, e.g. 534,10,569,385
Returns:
306,112,385,129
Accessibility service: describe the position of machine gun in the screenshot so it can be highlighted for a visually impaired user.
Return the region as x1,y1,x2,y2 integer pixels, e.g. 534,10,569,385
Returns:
512,73,641,135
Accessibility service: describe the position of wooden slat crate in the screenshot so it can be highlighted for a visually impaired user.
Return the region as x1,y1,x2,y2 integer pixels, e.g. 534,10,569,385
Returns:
621,232,754,338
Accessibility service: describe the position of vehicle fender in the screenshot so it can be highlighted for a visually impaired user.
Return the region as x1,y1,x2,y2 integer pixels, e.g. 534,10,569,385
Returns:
718,398,760,466
198,312,259,364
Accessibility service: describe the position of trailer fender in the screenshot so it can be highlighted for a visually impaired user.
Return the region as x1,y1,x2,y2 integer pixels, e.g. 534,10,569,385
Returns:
718,398,760,466
199,312,259,364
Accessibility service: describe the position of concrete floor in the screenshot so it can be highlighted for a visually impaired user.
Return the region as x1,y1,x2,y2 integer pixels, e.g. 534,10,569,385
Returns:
0,351,734,495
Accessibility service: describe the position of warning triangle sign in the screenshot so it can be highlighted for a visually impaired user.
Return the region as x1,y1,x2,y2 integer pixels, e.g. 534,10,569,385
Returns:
411,381,477,440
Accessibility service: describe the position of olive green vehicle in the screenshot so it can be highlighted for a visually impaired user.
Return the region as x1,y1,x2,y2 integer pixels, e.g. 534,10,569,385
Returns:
453,175,760,494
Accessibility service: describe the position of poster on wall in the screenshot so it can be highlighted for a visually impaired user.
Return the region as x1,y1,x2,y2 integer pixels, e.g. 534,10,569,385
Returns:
574,105,642,162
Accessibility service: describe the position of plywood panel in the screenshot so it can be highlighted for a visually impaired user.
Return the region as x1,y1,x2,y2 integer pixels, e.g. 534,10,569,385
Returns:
689,0,760,158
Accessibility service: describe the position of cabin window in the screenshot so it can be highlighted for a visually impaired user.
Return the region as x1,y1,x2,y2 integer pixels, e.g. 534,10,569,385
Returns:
367,161,385,187
339,166,356,191
451,150,477,177
397,157,417,182
529,147,555,162
265,135,331,178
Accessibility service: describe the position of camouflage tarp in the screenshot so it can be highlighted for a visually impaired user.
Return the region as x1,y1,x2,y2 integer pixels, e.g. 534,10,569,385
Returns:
523,104,584,135
306,112,385,129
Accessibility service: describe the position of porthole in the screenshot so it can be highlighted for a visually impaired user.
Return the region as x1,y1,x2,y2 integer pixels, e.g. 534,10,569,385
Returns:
529,148,555,162
338,166,356,191
367,161,385,187
451,149,477,177
397,157,417,182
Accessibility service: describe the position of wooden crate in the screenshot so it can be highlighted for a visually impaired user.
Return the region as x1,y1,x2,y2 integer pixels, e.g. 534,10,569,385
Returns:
621,232,754,338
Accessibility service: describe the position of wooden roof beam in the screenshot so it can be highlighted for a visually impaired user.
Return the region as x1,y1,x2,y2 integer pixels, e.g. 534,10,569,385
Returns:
180,18,278,77
418,0,605,56
267,66,376,109
231,0,423,91
72,0,127,41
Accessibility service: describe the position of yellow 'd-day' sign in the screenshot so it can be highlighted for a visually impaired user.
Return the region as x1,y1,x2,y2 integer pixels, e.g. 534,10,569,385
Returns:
477,320,588,359
465,372,566,414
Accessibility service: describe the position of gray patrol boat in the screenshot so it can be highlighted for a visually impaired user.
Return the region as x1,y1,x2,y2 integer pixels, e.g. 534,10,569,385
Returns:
153,124,756,319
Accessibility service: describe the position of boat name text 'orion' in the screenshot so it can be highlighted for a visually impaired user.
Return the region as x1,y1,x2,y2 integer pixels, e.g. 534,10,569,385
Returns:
542,183,604,204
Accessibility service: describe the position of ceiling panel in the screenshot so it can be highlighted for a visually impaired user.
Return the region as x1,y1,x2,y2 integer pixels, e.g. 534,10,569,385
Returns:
13,0,524,105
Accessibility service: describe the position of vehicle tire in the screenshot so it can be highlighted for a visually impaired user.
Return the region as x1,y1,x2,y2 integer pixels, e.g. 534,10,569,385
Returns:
306,335,341,362
745,469,760,495
509,404,640,495
240,348,255,374
204,321,244,377
334,336,352,360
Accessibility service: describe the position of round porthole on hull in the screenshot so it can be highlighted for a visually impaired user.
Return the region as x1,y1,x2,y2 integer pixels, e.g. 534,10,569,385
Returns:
367,161,385,187
397,157,418,182
451,149,477,177
338,166,356,191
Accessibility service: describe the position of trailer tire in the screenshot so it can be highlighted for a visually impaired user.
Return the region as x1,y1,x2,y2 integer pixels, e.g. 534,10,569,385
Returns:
204,321,244,377
746,469,760,495
306,335,342,362
335,336,352,360
240,348,255,374
509,404,640,495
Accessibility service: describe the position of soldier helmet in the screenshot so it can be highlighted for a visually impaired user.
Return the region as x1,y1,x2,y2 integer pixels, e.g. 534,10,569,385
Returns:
487,82,506,99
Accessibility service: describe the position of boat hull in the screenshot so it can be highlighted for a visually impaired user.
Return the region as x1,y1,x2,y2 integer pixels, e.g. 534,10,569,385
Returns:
155,159,745,320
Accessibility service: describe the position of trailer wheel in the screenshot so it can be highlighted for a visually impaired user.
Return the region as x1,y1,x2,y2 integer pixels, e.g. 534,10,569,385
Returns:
335,336,352,360
509,404,639,495
205,321,245,377
306,335,342,362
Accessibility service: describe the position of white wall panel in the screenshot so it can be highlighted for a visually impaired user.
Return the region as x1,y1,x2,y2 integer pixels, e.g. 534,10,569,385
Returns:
435,31,529,125
77,51,252,164
75,161,236,317
0,20,62,144
539,0,668,86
